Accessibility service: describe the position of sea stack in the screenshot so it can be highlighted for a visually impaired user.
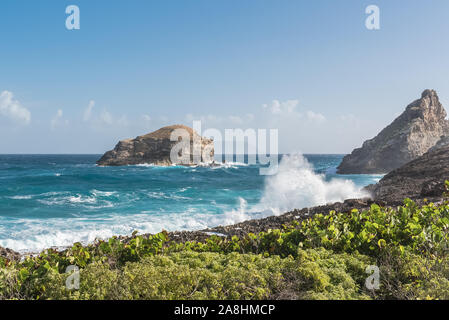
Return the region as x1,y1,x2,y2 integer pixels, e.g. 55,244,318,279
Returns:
337,89,449,174
97,125,214,166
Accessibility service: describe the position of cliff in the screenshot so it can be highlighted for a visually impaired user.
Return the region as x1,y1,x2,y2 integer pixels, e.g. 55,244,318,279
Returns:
337,89,449,174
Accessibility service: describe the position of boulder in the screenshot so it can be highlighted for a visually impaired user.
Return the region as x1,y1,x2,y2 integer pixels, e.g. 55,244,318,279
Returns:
0,246,20,261
337,89,449,174
97,125,214,166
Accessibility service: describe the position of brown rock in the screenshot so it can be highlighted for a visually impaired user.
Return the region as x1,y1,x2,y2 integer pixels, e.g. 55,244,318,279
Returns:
338,89,449,174
97,125,214,166
0,246,21,261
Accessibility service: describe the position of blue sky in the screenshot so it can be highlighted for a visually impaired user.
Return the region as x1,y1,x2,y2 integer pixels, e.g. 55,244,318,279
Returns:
1,0,449,153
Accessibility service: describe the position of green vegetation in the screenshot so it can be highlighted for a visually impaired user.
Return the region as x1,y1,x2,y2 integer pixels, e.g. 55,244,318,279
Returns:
2,184,449,300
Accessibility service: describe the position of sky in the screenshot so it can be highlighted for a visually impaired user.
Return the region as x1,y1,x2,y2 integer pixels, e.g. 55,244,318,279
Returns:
1,0,449,154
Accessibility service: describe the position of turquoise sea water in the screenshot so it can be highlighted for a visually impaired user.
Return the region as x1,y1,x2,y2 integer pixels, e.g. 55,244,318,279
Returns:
0,154,383,252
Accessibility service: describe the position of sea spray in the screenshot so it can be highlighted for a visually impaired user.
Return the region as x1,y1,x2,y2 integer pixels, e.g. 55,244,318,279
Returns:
255,153,369,216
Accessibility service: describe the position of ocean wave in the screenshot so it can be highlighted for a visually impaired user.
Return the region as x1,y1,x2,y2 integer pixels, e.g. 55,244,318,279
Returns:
129,161,249,169
134,163,156,167
91,189,117,197
131,163,184,168
9,195,33,200
253,153,369,216
36,191,115,209
147,191,190,200
68,195,97,204
0,212,209,253
210,161,249,169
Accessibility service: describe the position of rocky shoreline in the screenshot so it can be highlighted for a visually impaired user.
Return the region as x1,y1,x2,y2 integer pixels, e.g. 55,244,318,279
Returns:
162,194,443,243
0,198,372,260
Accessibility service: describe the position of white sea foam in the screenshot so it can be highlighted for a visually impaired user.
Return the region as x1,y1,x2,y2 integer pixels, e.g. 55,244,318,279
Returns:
36,191,116,209
134,163,156,167
0,212,208,252
210,161,249,169
147,191,190,200
68,195,97,204
91,189,117,197
9,195,33,200
254,153,369,216
132,161,249,169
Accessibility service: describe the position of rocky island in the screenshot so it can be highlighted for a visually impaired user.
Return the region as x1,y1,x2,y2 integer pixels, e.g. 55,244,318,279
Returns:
337,89,449,174
97,124,214,166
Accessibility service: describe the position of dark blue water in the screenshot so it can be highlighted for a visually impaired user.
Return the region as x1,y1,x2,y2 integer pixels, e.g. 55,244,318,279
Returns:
0,154,382,252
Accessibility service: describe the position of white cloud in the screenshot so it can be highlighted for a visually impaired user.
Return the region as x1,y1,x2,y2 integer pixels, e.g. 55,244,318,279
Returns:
228,115,243,124
51,109,69,129
159,115,169,122
142,114,151,122
306,110,326,123
99,109,113,125
339,114,358,122
183,113,255,127
0,91,31,125
262,99,299,115
185,114,221,125
82,100,128,128
93,109,128,127
117,115,129,127
83,100,95,121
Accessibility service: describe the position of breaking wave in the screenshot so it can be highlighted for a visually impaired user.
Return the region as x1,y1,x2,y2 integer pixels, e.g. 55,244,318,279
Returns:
255,153,369,215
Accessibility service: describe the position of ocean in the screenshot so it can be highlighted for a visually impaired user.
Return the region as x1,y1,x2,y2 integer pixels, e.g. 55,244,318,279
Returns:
0,154,383,252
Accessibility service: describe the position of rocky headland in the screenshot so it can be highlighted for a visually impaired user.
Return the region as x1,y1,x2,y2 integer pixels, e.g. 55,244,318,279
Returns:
337,89,449,174
97,125,214,166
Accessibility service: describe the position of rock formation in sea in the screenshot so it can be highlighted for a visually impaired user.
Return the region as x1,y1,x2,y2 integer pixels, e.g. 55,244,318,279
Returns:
365,144,449,204
97,125,214,166
337,89,449,174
